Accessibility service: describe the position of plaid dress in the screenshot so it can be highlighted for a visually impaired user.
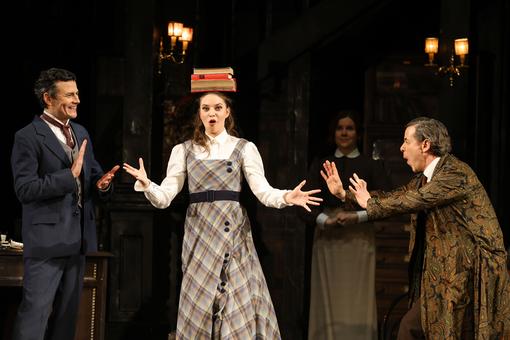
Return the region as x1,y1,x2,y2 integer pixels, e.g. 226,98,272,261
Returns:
176,139,281,340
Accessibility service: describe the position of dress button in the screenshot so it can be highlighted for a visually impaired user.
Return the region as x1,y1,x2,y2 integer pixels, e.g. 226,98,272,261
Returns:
227,161,232,166
224,227,230,232
226,168,233,173
224,221,230,226
223,259,228,264
224,253,229,258
221,281,226,286
220,288,226,293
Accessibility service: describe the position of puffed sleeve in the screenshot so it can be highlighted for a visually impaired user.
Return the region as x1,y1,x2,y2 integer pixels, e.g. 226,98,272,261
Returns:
241,141,291,209
135,143,187,209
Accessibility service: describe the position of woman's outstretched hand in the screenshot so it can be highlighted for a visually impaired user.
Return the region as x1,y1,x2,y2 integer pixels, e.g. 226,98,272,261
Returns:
123,158,150,189
320,160,346,200
284,180,322,212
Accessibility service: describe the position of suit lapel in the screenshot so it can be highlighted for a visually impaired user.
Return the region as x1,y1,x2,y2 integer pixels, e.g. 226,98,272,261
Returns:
34,116,71,165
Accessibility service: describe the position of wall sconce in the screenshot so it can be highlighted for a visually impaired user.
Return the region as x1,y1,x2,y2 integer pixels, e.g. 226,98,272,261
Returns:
158,21,193,73
424,37,469,86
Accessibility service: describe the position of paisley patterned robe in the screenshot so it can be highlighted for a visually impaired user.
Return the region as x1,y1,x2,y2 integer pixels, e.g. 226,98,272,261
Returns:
365,154,510,339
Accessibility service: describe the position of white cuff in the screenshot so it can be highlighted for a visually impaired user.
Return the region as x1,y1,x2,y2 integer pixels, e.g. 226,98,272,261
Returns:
134,180,152,192
356,210,368,223
316,213,329,227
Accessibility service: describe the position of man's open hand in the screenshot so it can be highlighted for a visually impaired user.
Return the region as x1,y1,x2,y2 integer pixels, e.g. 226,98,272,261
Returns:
96,165,120,190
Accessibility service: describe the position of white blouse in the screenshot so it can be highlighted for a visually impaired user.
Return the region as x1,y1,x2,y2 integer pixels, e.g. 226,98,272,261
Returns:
134,130,291,209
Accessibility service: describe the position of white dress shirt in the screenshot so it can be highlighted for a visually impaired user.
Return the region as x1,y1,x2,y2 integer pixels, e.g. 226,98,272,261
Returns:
41,111,73,146
422,156,440,183
135,130,291,209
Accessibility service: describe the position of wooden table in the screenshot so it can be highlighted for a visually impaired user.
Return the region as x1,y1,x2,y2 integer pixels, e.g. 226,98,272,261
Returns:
0,249,111,340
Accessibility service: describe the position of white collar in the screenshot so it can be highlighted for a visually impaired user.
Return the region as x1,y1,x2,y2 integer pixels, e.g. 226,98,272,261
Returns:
423,157,440,182
206,129,229,145
43,110,70,126
335,148,360,158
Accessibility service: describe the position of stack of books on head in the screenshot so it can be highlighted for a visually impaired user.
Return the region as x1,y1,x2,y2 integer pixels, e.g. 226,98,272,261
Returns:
191,67,236,92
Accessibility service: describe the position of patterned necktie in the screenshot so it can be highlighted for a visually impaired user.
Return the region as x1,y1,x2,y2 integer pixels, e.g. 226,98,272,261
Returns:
421,174,428,187
41,114,75,148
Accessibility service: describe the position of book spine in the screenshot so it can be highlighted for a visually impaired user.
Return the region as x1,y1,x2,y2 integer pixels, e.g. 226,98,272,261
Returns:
191,73,232,80
190,79,237,92
191,79,236,86
193,68,234,75
190,88,237,92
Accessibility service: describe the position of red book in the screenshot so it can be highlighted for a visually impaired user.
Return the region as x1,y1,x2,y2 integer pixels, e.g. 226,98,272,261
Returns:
191,73,233,80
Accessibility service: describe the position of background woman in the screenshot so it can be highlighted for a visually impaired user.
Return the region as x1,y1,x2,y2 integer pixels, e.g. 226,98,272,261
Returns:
301,110,391,340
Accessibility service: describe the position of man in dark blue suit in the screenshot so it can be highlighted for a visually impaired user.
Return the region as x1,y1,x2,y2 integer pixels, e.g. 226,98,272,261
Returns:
10,68,119,340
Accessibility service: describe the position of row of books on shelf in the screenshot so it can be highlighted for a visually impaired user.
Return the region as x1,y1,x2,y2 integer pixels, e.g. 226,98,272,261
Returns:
191,67,236,92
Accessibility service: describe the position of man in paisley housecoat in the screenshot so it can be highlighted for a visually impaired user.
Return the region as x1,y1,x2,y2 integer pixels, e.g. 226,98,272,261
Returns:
321,116,510,339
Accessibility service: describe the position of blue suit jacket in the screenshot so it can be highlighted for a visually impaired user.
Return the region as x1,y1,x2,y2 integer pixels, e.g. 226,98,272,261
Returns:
11,115,108,258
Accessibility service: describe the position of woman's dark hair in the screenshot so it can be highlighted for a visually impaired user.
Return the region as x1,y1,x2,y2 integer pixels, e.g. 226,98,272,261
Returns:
34,68,77,109
192,92,239,151
327,110,361,146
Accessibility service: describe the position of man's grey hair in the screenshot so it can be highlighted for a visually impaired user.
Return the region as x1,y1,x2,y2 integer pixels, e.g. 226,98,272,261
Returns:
406,117,452,156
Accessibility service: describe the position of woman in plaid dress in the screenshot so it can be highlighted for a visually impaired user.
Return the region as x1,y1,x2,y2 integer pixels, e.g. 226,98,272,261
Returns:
124,91,322,339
